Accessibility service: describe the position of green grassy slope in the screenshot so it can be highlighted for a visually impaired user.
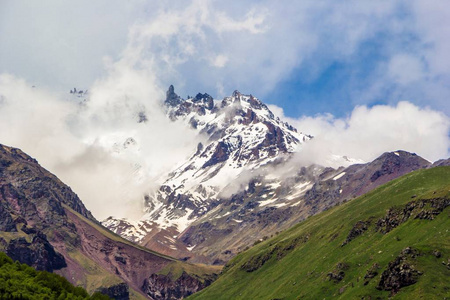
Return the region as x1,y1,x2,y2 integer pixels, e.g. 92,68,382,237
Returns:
190,166,450,299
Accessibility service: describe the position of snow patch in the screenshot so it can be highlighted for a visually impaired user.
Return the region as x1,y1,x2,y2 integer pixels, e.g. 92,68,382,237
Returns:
333,172,346,180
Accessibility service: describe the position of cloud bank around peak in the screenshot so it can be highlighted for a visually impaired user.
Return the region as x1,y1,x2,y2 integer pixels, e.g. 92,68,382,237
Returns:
269,102,450,167
0,72,203,221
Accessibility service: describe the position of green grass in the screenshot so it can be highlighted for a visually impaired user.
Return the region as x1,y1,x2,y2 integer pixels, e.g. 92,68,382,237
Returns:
157,261,222,282
190,167,450,300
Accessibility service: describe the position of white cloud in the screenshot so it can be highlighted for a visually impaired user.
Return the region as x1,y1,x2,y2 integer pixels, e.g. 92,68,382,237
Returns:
269,102,450,167
0,70,203,221
388,54,424,85
211,54,228,68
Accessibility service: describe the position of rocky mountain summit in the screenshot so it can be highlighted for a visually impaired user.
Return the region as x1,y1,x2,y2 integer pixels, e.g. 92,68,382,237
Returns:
104,87,434,264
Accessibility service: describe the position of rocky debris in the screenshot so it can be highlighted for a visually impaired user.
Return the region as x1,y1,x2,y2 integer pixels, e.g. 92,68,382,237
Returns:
142,272,216,300
442,258,450,270
97,282,129,300
6,232,66,272
377,247,422,295
341,220,370,246
432,250,441,258
376,197,450,233
327,262,350,283
363,263,380,285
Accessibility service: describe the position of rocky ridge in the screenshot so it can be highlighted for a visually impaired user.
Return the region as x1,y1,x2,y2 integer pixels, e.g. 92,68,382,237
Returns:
0,144,219,299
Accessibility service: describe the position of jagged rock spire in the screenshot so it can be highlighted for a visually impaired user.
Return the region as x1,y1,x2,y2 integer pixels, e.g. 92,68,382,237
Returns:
165,85,182,107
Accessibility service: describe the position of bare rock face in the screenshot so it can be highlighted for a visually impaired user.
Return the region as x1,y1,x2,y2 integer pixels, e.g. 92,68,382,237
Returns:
0,202,16,232
142,272,217,300
97,282,129,300
6,232,66,272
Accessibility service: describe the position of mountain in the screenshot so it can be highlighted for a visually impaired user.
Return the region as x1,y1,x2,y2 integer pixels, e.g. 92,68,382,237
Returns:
0,144,219,299
104,86,311,260
190,166,450,299
104,87,432,265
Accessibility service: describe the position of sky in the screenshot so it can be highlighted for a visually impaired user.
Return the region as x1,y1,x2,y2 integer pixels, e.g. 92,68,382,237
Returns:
0,1,449,219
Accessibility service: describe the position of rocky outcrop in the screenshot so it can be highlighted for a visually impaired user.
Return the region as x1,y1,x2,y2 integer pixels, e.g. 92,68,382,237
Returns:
0,203,16,232
377,247,422,295
6,232,66,272
165,85,182,107
142,272,216,300
341,220,370,246
363,263,380,285
376,197,450,233
327,262,350,283
97,282,129,300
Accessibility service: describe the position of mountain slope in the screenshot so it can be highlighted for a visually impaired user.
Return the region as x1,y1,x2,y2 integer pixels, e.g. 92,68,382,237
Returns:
176,150,431,263
0,144,219,299
190,166,450,299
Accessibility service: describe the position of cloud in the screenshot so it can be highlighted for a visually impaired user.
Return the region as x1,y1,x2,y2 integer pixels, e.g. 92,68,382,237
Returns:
388,54,424,85
269,102,450,167
0,70,203,221
2,1,449,116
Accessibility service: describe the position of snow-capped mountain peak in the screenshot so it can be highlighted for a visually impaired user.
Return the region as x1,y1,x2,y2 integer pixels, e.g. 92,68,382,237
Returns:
105,86,312,249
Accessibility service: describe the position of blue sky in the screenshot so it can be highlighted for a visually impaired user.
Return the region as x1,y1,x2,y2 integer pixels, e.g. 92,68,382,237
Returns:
0,0,449,219
1,1,449,119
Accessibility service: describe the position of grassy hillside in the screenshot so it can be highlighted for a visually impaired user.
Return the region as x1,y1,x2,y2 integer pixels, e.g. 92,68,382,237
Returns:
190,166,450,299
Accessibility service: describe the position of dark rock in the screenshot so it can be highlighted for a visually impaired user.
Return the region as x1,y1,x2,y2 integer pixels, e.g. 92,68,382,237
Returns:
377,247,422,295
363,263,380,285
138,111,148,123
165,85,183,107
342,220,370,246
6,232,66,272
142,271,216,300
327,262,349,283
0,203,16,232
376,198,450,233
327,271,345,283
98,282,129,300
202,141,231,168
432,250,441,258
114,255,127,265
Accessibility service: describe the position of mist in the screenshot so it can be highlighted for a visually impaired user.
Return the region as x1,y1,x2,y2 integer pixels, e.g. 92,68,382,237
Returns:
0,70,202,221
